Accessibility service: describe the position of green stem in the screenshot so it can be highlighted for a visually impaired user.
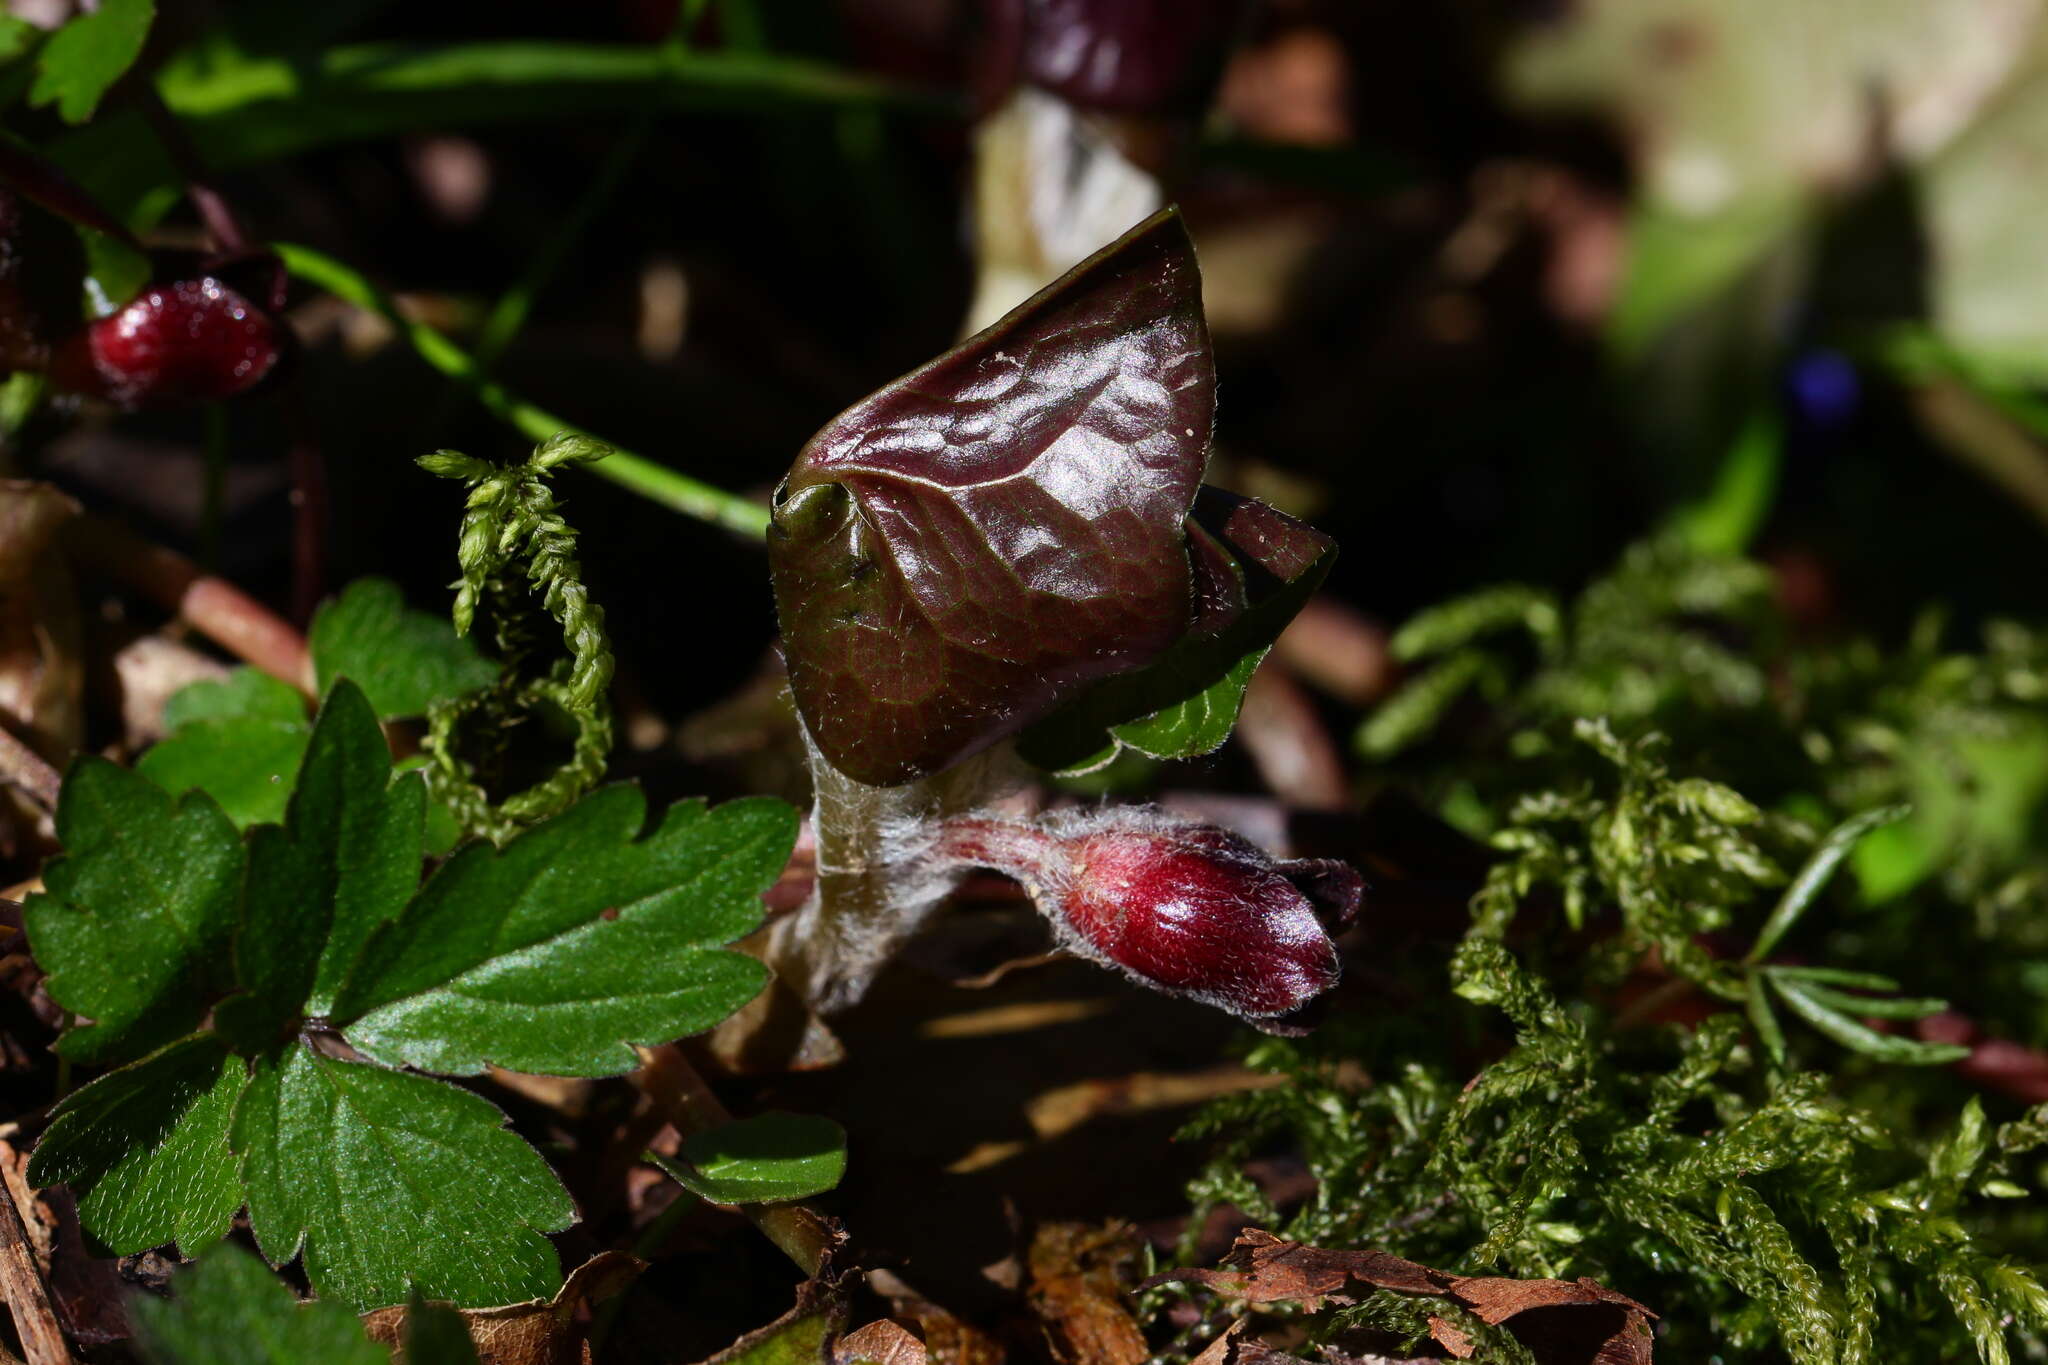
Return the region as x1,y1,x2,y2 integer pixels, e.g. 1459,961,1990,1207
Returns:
276,242,770,539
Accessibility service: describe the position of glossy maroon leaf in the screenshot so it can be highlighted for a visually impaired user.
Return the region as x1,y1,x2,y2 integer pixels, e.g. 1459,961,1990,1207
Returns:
770,206,1213,785
982,0,1254,115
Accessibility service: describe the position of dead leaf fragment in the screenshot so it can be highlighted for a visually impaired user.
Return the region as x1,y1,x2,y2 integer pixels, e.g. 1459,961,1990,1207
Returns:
1147,1230,1656,1365
836,1319,929,1364
1027,1223,1149,1365
362,1251,644,1365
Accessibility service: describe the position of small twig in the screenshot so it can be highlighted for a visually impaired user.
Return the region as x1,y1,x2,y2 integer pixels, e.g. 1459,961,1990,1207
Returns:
0,1173,71,1365
0,730,59,815
632,1044,842,1277
63,515,314,695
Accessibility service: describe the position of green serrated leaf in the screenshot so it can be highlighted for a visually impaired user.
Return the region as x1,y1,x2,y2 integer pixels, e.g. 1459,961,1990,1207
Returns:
215,682,422,1051
233,1045,572,1312
29,0,152,123
1019,491,1336,771
1109,647,1267,763
26,760,243,1064
310,577,499,721
163,668,308,731
657,1113,847,1205
1770,977,1972,1067
29,1034,245,1257
140,718,312,830
131,1242,389,1365
334,788,788,1077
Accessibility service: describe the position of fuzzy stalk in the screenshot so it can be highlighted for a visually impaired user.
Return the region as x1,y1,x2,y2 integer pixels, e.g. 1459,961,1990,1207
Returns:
766,722,1026,1013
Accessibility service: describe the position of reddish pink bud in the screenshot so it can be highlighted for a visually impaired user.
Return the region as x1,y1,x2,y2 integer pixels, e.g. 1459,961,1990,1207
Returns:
51,275,283,407
939,810,1360,1032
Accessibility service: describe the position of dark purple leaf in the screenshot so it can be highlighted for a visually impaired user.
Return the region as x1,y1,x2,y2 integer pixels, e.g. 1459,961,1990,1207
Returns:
770,206,1214,785
1017,487,1337,770
982,0,1254,115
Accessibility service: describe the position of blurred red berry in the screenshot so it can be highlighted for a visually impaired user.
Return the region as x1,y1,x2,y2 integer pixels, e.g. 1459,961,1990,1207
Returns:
51,275,282,407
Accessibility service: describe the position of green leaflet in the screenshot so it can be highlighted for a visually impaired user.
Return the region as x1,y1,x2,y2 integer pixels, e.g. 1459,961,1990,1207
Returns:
233,1046,573,1312
27,761,244,1064
334,788,786,1077
658,1113,848,1205
37,672,791,1307
131,1243,392,1365
309,577,498,722
216,681,423,1049
28,1034,245,1257
27,0,152,123
140,714,311,831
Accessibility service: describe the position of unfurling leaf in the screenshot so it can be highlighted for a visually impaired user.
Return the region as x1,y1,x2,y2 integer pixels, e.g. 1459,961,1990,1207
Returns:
770,207,1213,785
656,1112,848,1205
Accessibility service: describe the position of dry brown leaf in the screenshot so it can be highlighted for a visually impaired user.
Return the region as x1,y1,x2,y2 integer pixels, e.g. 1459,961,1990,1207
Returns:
1148,1230,1656,1365
361,1251,644,1365
1026,1223,1148,1365
863,1269,1006,1365
836,1319,929,1364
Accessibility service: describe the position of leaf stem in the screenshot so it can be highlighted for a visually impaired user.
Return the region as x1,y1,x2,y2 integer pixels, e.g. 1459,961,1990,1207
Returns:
276,242,771,539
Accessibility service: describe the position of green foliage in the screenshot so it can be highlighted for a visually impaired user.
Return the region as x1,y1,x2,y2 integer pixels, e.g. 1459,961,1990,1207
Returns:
131,1243,391,1365
28,0,152,123
1177,538,2048,1362
310,577,499,721
656,1113,849,1205
233,1045,572,1312
28,680,793,1310
27,762,243,1063
144,575,495,831
418,435,617,844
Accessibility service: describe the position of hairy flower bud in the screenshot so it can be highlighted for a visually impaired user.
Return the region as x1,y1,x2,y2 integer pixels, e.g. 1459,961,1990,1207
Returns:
938,809,1361,1032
